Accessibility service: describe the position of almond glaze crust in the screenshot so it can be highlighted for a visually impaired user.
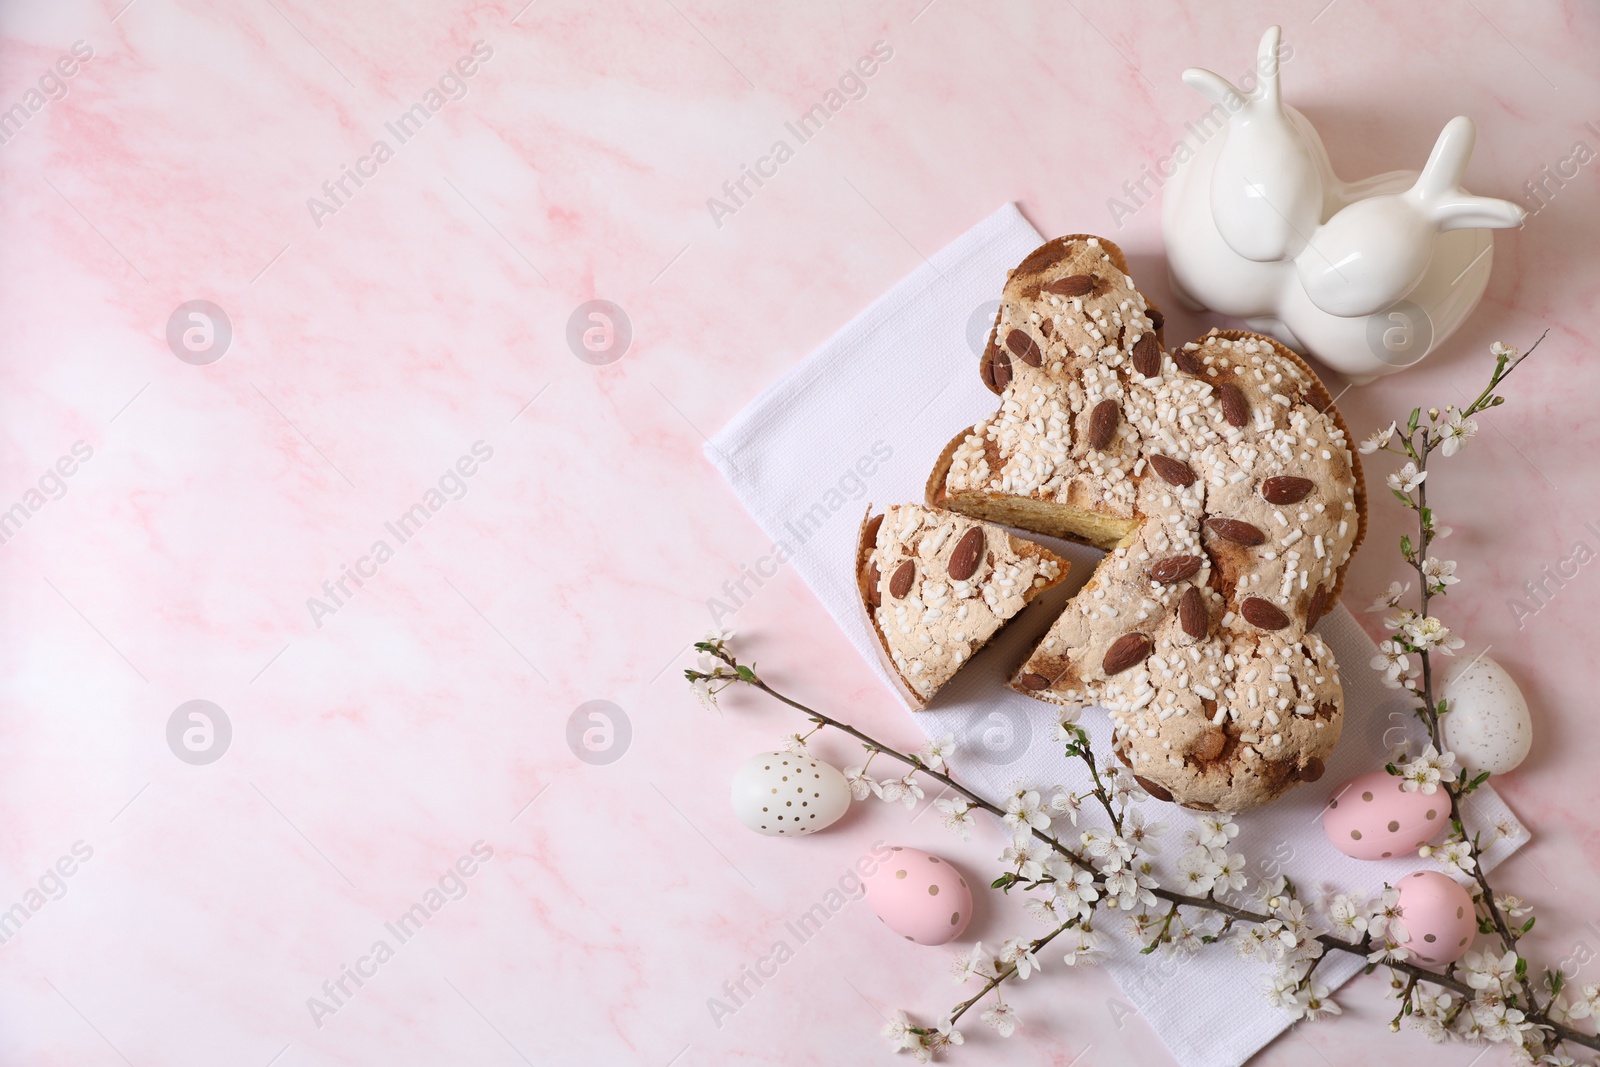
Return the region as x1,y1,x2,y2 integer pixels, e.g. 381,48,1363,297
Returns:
928,235,1367,811
856,504,1070,709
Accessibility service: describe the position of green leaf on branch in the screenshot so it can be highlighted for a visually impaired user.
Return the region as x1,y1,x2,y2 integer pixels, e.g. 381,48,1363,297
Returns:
1407,407,1422,432
1521,916,1536,934
1400,534,1414,557
992,873,1017,891
735,665,757,682
1464,770,1491,794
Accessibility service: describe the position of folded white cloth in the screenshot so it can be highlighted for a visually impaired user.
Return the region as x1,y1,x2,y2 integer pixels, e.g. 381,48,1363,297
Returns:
707,203,1527,1067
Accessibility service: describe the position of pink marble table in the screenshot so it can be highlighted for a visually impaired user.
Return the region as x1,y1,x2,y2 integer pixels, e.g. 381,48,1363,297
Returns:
1,1,1596,1064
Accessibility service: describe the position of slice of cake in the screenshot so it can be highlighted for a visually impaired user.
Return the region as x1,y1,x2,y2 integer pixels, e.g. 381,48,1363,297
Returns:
856,503,1069,709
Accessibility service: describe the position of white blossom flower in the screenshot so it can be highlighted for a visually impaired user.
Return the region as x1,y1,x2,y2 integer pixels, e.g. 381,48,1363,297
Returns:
1023,894,1069,927
1404,615,1465,655
1061,925,1105,966
1262,972,1300,1010
1387,461,1427,494
1272,899,1318,946
1471,999,1533,1045
934,796,975,840
1103,867,1158,910
1434,838,1477,874
981,1001,1019,1037
781,732,812,757
1187,814,1240,850
1563,982,1600,1020
1367,580,1411,612
1170,925,1205,956
1359,421,1397,455
1366,936,1411,964
1000,938,1041,980
690,677,718,711
1494,816,1526,841
1053,706,1082,737
1176,846,1221,895
1437,408,1478,456
1108,764,1150,805
1367,886,1408,948
843,766,876,801
1397,744,1456,793
875,773,924,809
882,1010,921,1052
1047,789,1082,826
1495,894,1529,919
1382,606,1417,633
1001,840,1053,883
1298,983,1342,1021
1420,556,1460,590
1212,851,1250,894
1123,809,1167,854
1050,863,1100,918
1370,639,1413,688
951,942,996,985
1408,988,1455,1042
1082,829,1136,873
1234,925,1272,961
1490,340,1517,362
1325,893,1369,942
916,735,956,772
1461,949,1520,995
1002,789,1050,840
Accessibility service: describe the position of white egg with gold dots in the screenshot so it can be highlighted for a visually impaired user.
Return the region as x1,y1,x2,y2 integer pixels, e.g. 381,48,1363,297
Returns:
729,752,853,836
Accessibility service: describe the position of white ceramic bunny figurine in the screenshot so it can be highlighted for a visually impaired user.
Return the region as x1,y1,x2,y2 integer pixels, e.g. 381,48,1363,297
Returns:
1162,26,1525,384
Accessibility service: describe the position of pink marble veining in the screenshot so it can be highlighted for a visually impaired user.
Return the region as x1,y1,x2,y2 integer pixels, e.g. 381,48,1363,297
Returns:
0,1,1596,1065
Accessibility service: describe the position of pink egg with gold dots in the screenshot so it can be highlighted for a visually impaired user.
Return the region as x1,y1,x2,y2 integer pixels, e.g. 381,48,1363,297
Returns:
1321,770,1447,860
1395,870,1476,966
864,847,973,945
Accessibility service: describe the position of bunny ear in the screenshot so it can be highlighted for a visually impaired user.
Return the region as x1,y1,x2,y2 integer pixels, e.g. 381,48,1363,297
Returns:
1412,117,1527,231
1429,195,1527,232
1182,67,1245,111
1256,26,1283,107
1413,117,1478,202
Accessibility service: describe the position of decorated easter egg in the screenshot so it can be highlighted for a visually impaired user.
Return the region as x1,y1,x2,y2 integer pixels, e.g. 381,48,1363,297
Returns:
1321,770,1447,860
729,752,851,836
863,847,973,945
1441,656,1531,776
1394,870,1476,966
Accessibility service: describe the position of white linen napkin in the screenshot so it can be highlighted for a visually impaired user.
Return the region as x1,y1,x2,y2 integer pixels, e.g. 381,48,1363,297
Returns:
706,203,1527,1067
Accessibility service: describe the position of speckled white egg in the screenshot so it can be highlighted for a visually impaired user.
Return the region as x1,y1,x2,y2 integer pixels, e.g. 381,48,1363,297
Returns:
729,752,852,836
1441,656,1531,775
1394,870,1476,966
